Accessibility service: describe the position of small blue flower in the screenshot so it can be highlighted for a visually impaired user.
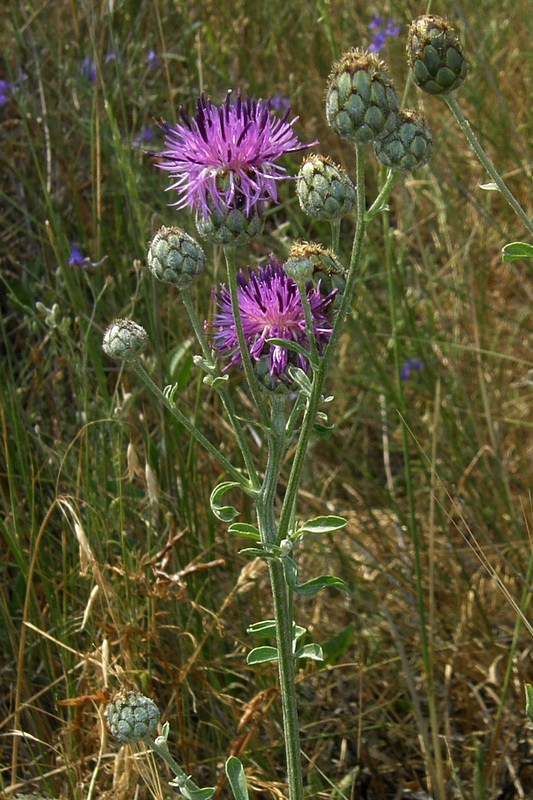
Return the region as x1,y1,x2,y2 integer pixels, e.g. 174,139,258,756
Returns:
133,126,156,146
146,48,160,70
69,243,99,268
81,56,96,83
269,93,291,111
368,17,401,53
400,358,424,382
0,79,13,105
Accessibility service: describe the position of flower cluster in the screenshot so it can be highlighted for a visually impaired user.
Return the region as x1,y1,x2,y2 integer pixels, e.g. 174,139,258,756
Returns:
209,258,336,384
154,91,313,219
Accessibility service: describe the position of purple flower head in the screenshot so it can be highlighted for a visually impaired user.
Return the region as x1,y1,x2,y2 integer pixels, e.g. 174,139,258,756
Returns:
69,243,99,268
368,17,401,53
154,90,315,219
400,358,424,382
209,257,336,384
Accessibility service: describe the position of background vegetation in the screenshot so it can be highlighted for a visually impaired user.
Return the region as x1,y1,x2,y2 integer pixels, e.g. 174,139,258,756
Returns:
1,1,532,798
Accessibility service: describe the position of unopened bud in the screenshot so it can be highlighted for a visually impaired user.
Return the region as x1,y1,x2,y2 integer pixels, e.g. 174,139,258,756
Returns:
102,319,148,361
297,155,356,221
326,48,399,144
374,110,433,171
407,15,468,95
106,691,160,744
147,226,205,288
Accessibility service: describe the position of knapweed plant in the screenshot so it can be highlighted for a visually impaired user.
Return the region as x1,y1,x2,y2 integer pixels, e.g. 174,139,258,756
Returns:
102,16,532,800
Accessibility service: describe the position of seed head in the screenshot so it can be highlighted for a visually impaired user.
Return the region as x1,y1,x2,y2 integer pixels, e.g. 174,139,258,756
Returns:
297,154,356,221
407,15,468,95
147,226,205,287
374,110,433,171
102,319,148,361
106,691,161,744
326,48,399,144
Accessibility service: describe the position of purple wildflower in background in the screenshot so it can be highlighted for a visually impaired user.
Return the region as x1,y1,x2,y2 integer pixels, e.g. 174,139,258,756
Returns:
400,358,424,382
0,80,12,106
368,16,401,53
69,243,98,268
209,257,336,383
269,93,291,111
154,90,314,218
133,126,156,146
81,56,96,82
146,48,161,70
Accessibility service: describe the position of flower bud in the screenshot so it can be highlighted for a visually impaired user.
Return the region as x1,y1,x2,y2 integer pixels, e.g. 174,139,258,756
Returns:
195,205,264,247
288,242,347,296
147,226,205,288
102,319,148,361
297,155,356,221
326,48,399,144
374,110,433,171
106,691,160,744
407,15,468,95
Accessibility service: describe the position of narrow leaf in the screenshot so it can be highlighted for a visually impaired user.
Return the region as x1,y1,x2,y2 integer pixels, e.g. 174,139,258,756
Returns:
247,619,277,637
228,522,260,541
295,642,324,661
239,547,278,559
293,574,347,597
210,481,241,522
225,756,249,800
246,646,279,665
266,337,314,364
502,241,533,263
298,515,348,535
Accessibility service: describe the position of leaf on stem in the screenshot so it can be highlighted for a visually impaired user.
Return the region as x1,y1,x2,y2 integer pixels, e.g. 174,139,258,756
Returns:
246,646,279,665
296,515,348,535
225,756,250,800
502,241,533,263
210,481,242,522
228,522,261,540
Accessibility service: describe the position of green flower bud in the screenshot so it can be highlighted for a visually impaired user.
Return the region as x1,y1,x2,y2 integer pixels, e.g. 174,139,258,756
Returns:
147,226,205,288
407,15,468,95
106,691,160,744
326,48,399,144
102,319,148,361
297,154,356,221
288,242,347,296
195,205,264,247
374,110,433,171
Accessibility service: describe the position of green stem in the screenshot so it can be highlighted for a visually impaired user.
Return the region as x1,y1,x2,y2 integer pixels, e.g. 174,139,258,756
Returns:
366,168,398,220
256,395,303,800
224,247,269,423
445,95,533,237
128,359,248,487
146,735,203,795
277,144,367,544
181,288,260,488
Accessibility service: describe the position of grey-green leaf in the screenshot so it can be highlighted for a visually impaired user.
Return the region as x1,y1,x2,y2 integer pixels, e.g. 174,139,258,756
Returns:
225,756,249,800
246,646,279,664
